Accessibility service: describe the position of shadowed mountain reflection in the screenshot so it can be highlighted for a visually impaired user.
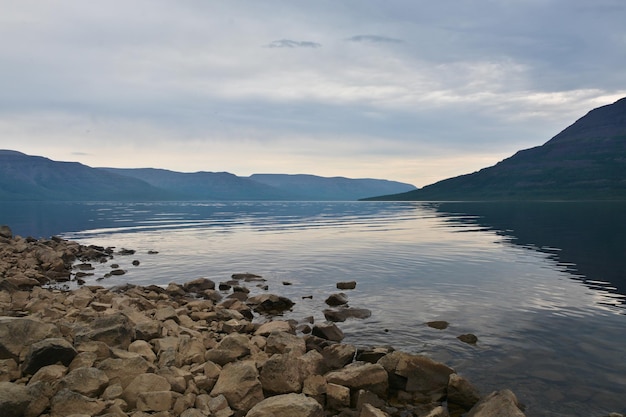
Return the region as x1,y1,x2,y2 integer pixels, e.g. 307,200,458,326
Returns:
434,201,626,310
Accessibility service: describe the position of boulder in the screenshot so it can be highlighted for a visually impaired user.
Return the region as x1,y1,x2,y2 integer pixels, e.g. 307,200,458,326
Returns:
466,389,526,417
245,393,324,417
246,294,295,315
97,356,151,388
426,321,449,330
210,360,264,413
259,352,303,394
205,333,251,366
0,317,61,361
323,307,372,322
325,293,349,306
327,382,351,409
0,225,12,239
28,364,68,385
447,373,481,414
265,331,306,355
360,403,390,417
137,390,175,412
0,381,32,417
123,373,171,408
336,281,357,290
59,366,109,397
0,359,19,382
21,337,78,376
458,334,478,344
322,343,356,370
312,322,345,342
378,351,454,403
254,320,295,336
49,388,106,417
75,312,134,349
325,362,389,398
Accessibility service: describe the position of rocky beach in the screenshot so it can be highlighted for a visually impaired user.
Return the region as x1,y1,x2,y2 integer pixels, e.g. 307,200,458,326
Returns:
0,224,616,417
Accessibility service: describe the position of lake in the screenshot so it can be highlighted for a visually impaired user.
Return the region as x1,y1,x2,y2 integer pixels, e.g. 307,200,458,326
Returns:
1,200,625,416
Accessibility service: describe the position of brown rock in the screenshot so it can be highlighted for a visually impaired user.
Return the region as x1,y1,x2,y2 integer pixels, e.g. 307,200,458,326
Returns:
123,373,171,408
265,330,306,355
325,362,389,398
312,322,345,342
97,356,151,388
75,312,134,349
49,388,106,417
59,366,109,397
360,403,390,417
466,389,526,417
426,321,449,330
327,382,351,410
336,281,357,290
210,360,264,413
21,337,78,376
246,293,295,315
0,317,61,361
259,352,303,394
137,390,174,412
457,334,478,344
205,333,251,366
183,278,216,292
325,293,349,306
447,373,481,414
0,381,32,417
245,393,324,417
322,343,357,370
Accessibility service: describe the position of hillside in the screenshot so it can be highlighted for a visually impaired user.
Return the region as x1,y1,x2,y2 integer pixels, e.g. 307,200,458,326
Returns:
249,174,416,200
365,97,626,201
0,150,168,201
0,151,415,201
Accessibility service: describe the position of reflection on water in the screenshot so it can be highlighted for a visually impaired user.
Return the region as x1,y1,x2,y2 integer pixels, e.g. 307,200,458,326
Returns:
1,201,626,416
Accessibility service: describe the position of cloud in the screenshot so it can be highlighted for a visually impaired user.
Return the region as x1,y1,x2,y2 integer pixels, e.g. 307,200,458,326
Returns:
266,39,322,48
347,35,404,44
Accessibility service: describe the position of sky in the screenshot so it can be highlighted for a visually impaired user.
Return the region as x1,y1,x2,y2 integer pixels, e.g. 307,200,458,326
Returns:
1,1,625,187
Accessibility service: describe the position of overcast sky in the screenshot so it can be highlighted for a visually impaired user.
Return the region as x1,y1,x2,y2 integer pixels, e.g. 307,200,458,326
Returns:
1,1,625,187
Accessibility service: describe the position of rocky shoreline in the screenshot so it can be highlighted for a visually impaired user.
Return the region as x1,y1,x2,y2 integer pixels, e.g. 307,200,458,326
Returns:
0,225,618,417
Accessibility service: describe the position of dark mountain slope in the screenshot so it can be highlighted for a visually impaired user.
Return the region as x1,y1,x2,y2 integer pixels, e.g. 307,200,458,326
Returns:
0,150,168,201
101,168,295,200
248,174,416,200
366,97,626,201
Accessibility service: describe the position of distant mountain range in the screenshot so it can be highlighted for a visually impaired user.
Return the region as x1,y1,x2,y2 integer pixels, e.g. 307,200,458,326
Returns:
366,97,626,201
0,151,416,201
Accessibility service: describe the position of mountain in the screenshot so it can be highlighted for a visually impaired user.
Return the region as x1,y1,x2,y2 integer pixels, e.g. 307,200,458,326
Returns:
0,150,416,201
248,174,416,200
101,168,294,200
0,150,168,201
365,97,626,201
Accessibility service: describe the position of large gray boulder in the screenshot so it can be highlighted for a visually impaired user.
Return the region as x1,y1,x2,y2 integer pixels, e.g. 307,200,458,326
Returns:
378,351,454,403
210,360,264,413
325,362,389,398
0,317,61,361
466,389,526,417
245,393,324,417
0,381,32,417
21,338,77,376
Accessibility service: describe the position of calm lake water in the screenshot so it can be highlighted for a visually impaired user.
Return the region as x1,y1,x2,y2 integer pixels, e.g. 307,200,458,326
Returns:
2,201,625,417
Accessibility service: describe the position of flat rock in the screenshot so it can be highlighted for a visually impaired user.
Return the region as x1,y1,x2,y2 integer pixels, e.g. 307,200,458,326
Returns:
336,281,357,290
323,307,372,322
325,362,389,398
245,393,324,417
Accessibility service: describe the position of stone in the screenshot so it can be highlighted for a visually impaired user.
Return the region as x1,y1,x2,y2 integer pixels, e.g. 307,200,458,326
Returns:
75,312,134,349
466,389,526,417
259,352,303,394
378,351,454,403
323,308,372,322
245,393,325,417
325,293,349,306
0,381,32,417
137,390,174,412
25,380,55,417
423,405,450,417
28,364,68,385
210,360,264,413
325,362,389,398
0,225,12,239
183,277,216,292
21,337,78,376
336,281,357,290
322,343,356,370
50,388,106,417
155,305,179,322
246,294,295,315
0,358,19,382
97,356,151,388
312,322,345,342
122,373,171,408
128,340,157,363
447,373,481,414
355,389,386,412
458,334,478,344
426,321,449,330
360,403,390,417
327,382,351,409
265,331,306,355
298,349,327,380
59,366,109,397
254,320,295,336
0,317,61,361
205,333,251,366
